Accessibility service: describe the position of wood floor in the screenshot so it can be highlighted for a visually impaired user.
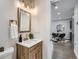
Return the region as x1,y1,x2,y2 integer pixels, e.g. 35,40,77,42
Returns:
52,41,77,59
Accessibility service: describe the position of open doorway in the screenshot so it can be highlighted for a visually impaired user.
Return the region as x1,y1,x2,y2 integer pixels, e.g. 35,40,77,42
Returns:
50,0,77,59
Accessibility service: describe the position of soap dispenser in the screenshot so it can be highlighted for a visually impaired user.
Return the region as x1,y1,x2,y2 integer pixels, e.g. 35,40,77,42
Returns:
19,34,22,42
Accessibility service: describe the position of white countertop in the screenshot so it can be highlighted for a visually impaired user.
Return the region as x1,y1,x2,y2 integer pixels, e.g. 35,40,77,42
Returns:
17,39,42,48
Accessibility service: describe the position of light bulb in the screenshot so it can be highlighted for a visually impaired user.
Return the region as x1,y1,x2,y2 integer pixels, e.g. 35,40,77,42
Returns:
55,6,58,9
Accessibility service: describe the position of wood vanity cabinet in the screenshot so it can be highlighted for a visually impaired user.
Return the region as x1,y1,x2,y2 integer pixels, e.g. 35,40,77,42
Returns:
16,41,42,59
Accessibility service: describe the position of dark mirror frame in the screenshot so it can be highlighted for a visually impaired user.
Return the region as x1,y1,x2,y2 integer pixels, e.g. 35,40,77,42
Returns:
17,8,31,33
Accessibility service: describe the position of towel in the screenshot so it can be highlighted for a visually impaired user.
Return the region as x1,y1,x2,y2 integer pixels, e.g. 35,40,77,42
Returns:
10,22,18,39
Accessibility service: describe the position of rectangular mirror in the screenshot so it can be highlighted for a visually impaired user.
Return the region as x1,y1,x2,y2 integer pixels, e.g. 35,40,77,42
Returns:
17,8,31,33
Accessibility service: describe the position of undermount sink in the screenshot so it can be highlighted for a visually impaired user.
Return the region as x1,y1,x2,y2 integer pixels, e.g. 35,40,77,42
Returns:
17,39,42,48
0,47,14,59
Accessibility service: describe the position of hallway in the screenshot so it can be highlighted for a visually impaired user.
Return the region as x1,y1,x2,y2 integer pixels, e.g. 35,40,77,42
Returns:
52,41,77,59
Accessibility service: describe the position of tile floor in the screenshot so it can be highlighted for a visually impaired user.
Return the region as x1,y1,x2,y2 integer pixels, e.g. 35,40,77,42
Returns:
52,41,77,59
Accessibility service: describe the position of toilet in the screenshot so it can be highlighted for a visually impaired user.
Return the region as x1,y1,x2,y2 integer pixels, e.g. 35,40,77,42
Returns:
0,47,14,59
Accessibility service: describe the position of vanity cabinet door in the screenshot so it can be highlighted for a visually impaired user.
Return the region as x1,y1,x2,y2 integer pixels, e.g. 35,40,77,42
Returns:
22,46,29,59
29,42,42,59
29,50,35,59
16,44,29,59
37,42,42,59
17,44,23,59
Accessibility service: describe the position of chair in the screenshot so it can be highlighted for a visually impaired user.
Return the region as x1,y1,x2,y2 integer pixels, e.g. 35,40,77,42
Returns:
51,33,58,42
59,33,65,41
52,33,58,38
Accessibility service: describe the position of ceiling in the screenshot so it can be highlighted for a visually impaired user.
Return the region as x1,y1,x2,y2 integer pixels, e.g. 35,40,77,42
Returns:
51,0,77,20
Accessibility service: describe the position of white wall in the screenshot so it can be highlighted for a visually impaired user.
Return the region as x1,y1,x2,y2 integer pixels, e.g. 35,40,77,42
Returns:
0,0,17,47
74,4,78,58
31,0,51,59
51,20,70,39
0,0,17,59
